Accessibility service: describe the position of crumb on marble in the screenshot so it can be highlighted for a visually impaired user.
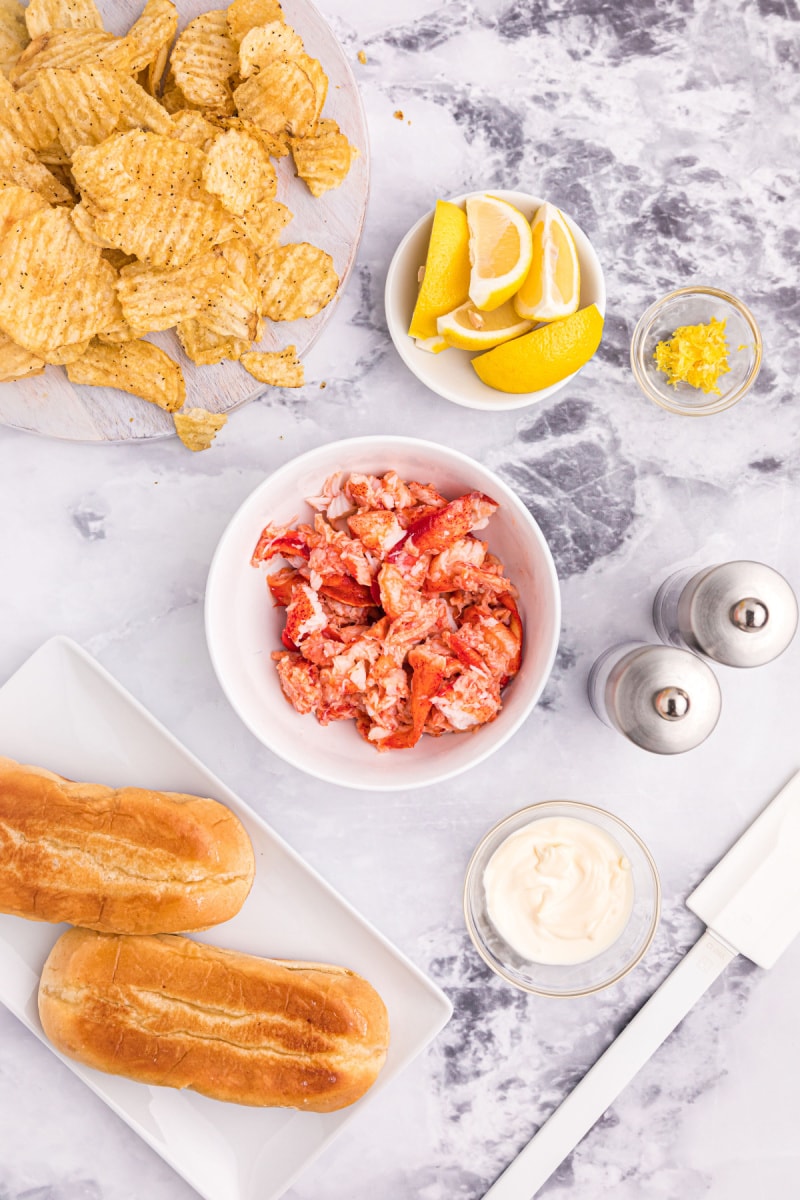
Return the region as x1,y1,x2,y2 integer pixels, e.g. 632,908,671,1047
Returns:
357,49,367,64
394,109,404,120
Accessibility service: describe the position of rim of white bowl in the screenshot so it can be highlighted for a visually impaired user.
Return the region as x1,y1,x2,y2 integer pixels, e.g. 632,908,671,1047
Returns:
385,190,607,412
205,435,561,791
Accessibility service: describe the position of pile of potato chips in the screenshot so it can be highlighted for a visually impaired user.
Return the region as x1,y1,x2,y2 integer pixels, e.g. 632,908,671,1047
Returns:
0,0,358,449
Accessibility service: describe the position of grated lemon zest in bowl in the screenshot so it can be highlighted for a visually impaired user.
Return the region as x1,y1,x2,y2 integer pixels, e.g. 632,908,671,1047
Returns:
653,317,731,395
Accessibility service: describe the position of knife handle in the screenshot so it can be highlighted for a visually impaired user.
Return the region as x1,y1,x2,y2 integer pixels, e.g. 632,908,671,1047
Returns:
483,930,736,1200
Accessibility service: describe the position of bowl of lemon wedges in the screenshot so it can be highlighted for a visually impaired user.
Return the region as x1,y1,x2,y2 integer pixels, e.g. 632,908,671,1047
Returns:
385,191,605,410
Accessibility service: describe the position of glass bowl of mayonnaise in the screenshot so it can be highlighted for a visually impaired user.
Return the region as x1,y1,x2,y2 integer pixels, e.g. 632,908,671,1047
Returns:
464,801,661,996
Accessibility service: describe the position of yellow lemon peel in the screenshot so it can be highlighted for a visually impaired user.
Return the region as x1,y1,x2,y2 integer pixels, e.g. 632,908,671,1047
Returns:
654,317,730,395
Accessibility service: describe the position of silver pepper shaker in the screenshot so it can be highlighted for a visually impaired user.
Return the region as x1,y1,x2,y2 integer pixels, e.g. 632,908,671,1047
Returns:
653,561,798,667
588,641,722,754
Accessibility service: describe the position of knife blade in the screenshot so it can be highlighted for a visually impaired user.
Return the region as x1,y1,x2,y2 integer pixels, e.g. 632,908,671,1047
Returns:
482,770,800,1200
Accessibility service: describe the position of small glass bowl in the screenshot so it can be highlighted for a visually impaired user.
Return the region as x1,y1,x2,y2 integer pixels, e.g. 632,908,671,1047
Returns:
463,801,661,997
630,286,762,416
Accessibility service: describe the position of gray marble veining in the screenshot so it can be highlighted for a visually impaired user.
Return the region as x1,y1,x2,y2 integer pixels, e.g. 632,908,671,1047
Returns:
1,0,800,1198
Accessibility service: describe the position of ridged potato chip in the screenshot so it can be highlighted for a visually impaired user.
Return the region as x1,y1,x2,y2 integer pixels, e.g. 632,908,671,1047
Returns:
177,319,249,365
40,336,91,364
0,73,60,150
0,183,48,240
173,406,226,451
258,242,338,321
238,21,302,78
25,0,103,39
66,336,186,410
0,205,122,355
220,113,287,157
36,64,173,156
69,198,112,245
9,29,116,88
119,0,178,78
202,126,277,216
293,52,327,127
233,60,315,140
171,10,237,116
0,330,45,381
0,121,71,201
72,129,231,268
0,0,28,75
168,108,220,149
226,0,284,45
118,239,260,340
234,196,292,253
240,345,303,387
290,119,356,198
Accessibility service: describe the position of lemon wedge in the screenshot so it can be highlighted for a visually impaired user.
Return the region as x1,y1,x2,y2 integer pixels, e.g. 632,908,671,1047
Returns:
466,194,534,312
415,333,449,353
472,304,603,393
514,202,581,322
436,299,532,351
408,200,471,344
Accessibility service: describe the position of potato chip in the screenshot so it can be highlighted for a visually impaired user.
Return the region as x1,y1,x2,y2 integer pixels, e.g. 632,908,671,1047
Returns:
0,330,45,381
220,113,288,157
258,242,338,321
9,29,116,89
226,0,284,45
290,120,356,198
69,198,113,245
0,122,71,202
117,0,178,78
66,337,186,411
36,64,172,156
173,406,226,451
0,0,29,75
293,53,328,128
234,197,292,253
202,126,277,216
25,0,103,39
177,319,249,366
0,72,60,150
118,240,260,341
72,130,231,268
170,10,237,116
0,183,48,241
168,108,219,149
240,345,303,387
233,60,315,140
0,206,122,355
40,336,91,364
238,21,302,78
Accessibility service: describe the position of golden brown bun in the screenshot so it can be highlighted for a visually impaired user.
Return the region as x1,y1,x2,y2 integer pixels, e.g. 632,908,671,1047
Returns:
39,929,390,1112
0,757,254,934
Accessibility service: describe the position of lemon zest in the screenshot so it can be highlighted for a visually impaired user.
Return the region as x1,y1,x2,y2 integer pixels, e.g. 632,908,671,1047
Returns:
654,317,731,395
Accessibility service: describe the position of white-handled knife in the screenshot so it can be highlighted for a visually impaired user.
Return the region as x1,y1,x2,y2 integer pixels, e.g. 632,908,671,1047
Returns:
483,770,800,1200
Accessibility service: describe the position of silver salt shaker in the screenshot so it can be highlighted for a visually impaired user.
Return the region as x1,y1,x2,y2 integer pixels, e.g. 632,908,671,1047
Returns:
588,641,722,754
653,561,798,667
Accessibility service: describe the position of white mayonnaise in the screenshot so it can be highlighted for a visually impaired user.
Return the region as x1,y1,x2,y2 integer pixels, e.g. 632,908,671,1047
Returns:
483,816,634,965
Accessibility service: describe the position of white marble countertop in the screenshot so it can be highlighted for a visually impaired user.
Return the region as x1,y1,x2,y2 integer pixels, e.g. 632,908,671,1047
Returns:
2,0,800,1197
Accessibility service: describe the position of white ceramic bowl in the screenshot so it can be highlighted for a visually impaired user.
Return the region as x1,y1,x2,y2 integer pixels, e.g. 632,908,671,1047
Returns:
205,436,561,791
385,190,606,412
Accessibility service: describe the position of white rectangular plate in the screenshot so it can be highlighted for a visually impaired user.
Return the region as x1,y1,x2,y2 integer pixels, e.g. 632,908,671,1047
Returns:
0,636,451,1200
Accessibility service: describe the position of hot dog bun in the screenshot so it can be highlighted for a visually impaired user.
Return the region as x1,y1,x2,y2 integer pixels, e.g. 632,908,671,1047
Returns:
0,757,254,933
39,928,390,1112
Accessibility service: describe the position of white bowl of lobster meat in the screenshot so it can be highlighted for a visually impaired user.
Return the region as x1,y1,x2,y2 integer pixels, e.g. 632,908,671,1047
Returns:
205,436,560,792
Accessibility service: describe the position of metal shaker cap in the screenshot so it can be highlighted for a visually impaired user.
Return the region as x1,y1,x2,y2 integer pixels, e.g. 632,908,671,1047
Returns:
680,561,798,667
605,645,721,754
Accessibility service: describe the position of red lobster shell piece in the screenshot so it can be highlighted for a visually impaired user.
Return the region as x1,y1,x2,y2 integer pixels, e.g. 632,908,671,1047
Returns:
387,491,499,561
